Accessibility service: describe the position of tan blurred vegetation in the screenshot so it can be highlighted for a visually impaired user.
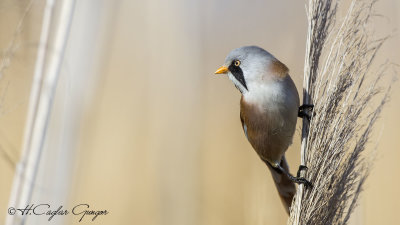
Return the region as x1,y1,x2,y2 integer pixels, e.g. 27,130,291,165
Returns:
0,0,399,224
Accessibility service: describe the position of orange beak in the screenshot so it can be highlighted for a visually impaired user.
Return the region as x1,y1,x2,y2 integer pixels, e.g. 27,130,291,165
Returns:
214,66,228,74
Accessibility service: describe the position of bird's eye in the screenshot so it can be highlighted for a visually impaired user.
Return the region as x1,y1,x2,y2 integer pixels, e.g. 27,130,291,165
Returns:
234,60,241,67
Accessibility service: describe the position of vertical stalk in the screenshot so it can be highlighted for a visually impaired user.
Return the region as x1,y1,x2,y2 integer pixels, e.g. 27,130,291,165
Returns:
291,1,313,224
5,0,75,224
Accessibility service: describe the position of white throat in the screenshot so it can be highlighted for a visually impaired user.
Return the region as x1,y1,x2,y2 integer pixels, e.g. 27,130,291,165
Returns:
243,82,283,110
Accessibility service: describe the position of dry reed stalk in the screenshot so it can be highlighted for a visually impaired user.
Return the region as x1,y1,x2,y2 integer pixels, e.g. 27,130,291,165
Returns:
289,0,393,224
6,1,76,224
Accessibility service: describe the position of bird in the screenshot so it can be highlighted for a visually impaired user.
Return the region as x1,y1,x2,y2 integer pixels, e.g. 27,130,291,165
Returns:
214,46,312,214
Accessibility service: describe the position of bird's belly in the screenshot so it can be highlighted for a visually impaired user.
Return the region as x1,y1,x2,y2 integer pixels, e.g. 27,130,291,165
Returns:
244,121,292,166
240,98,297,166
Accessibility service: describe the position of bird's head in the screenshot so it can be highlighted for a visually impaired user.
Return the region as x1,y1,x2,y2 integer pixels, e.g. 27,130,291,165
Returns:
215,46,288,94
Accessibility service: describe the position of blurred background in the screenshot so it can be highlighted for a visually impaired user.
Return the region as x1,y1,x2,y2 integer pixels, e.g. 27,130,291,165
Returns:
0,0,399,224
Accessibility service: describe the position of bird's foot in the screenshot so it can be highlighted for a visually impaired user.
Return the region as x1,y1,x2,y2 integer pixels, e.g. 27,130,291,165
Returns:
298,104,315,121
291,176,313,189
296,165,308,177
299,104,314,111
275,163,313,189
294,165,312,188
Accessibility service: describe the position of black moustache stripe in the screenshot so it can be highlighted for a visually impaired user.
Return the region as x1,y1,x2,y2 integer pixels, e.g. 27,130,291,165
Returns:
228,64,248,90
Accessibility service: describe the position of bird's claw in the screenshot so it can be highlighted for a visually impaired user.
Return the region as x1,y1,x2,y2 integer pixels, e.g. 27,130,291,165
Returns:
299,104,314,111
298,104,315,121
293,177,313,189
296,165,308,177
295,165,312,189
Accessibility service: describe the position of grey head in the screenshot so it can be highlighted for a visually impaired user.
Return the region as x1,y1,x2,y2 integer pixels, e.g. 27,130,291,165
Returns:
215,46,278,94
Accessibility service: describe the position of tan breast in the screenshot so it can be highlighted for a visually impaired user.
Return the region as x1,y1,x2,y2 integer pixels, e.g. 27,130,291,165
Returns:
240,96,292,166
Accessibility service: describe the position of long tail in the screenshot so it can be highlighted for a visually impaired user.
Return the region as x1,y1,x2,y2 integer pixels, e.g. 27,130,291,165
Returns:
265,155,296,214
